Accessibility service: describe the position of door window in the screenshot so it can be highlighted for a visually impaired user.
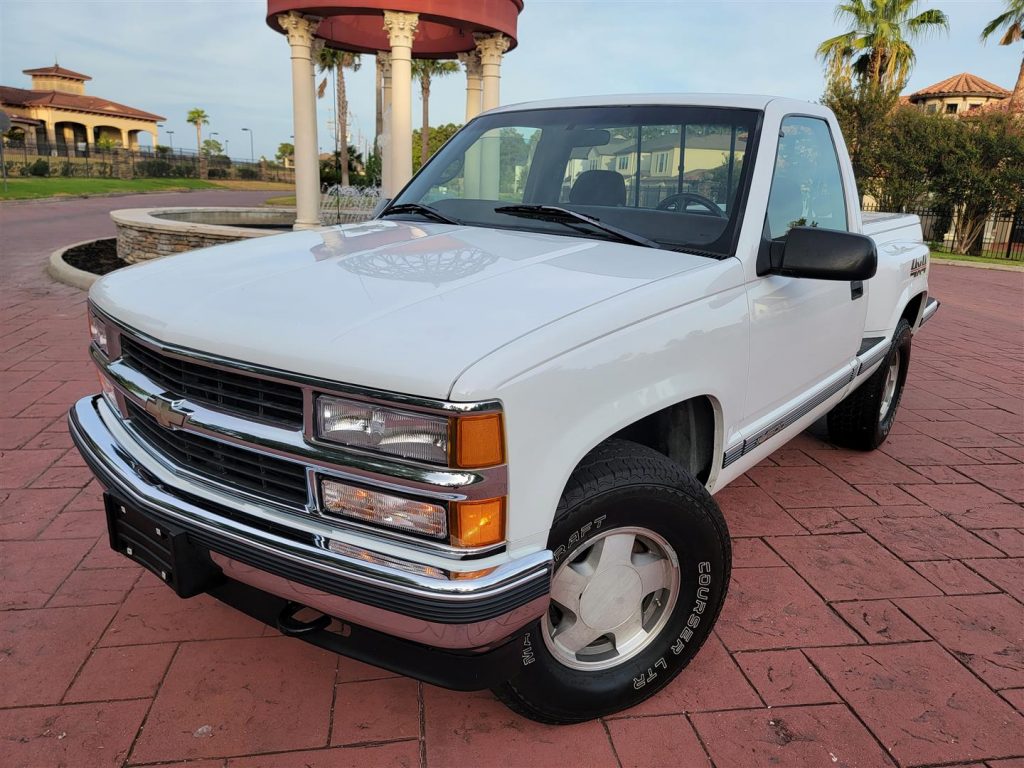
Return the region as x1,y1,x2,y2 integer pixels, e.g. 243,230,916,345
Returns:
765,116,848,239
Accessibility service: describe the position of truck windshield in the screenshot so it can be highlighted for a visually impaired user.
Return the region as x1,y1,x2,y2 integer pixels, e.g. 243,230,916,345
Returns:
389,105,762,258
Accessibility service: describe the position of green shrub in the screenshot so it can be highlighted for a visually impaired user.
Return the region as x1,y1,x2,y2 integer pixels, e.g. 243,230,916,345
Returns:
26,159,49,177
207,167,228,179
237,167,259,180
135,159,174,178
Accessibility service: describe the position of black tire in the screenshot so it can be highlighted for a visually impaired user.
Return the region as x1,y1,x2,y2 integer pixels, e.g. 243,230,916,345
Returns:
492,439,731,724
827,318,912,451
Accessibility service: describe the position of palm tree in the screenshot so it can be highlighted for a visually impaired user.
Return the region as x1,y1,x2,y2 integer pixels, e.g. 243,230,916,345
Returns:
982,0,1024,110
186,108,209,156
317,47,361,187
817,1,949,91
412,59,460,166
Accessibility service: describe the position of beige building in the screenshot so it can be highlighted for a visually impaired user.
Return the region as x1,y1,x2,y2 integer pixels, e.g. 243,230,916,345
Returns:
903,72,1010,115
0,64,164,153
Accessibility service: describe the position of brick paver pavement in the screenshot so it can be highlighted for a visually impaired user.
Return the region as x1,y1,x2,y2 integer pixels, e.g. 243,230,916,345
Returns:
1,194,1022,768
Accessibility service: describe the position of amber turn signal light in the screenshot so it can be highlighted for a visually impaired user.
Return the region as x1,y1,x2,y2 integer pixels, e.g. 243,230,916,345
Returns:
450,497,506,548
452,413,505,468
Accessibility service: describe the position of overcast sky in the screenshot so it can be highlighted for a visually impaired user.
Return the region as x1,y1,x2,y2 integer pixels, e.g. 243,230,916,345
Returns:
0,0,1014,160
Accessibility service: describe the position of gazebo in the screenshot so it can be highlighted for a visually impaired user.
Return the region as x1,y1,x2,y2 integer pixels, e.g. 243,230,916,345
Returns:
266,1,523,228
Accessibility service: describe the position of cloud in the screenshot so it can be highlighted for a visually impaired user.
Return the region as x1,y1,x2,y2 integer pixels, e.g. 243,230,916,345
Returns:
1,0,1015,160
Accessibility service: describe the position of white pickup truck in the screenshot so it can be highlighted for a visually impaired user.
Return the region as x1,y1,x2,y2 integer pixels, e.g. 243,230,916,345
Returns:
71,94,938,723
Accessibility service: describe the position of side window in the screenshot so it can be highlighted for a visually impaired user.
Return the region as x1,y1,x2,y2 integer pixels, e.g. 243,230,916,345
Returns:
765,116,848,240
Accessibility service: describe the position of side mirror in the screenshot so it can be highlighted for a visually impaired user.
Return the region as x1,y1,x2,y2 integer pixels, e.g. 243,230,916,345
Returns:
769,227,877,281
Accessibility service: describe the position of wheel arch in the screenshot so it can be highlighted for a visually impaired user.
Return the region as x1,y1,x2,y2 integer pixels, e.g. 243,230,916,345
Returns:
606,394,722,486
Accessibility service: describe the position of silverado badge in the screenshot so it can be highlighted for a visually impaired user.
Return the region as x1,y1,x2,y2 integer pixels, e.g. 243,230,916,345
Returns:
144,395,189,429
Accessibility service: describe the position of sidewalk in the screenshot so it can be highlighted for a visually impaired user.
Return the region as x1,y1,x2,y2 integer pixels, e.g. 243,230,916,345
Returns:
1,195,1022,767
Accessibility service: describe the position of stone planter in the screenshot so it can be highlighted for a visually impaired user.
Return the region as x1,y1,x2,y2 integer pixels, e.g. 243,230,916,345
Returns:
110,207,296,263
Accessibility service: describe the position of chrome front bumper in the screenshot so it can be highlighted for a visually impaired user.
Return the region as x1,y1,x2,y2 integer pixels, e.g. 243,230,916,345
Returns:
69,395,551,650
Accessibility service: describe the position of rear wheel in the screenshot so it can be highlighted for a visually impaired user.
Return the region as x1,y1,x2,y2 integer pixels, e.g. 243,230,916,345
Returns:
827,318,912,450
492,439,731,724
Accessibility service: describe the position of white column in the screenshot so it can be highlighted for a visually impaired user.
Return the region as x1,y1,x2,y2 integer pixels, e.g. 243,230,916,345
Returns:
474,34,509,199
279,11,322,229
457,50,483,121
382,11,418,197
475,33,509,112
457,50,483,198
378,51,392,195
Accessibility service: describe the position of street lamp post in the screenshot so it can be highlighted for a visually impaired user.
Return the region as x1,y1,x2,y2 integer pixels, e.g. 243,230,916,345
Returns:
166,130,174,150
241,127,254,163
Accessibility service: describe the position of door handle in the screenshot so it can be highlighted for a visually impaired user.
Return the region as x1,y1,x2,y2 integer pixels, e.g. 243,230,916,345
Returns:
850,280,864,300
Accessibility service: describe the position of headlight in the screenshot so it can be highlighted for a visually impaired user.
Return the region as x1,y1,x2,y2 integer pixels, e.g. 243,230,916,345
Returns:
319,476,506,548
88,308,108,356
315,394,506,468
316,395,450,464
320,477,447,539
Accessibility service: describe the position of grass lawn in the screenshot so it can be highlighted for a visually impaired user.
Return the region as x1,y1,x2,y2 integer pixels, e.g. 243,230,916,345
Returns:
931,250,1024,268
211,180,295,192
0,177,219,201
264,195,297,206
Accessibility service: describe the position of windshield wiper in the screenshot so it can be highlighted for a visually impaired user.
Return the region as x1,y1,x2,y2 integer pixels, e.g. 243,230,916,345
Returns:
494,204,663,250
379,202,461,225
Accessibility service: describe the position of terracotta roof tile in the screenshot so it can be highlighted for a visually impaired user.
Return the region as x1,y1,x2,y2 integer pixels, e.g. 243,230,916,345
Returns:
0,85,164,122
22,65,91,81
909,72,1010,100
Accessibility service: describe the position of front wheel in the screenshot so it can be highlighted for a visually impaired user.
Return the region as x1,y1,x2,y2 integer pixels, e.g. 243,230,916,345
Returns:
827,318,913,450
492,439,731,723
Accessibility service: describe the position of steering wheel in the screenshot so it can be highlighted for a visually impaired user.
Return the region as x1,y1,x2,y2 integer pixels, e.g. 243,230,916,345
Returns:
656,192,727,218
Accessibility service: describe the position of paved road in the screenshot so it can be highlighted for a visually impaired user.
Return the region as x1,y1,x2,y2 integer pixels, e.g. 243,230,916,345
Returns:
1,196,1022,768
0,189,279,261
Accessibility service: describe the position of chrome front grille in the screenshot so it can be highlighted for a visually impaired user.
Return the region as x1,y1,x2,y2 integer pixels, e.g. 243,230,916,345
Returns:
126,401,309,507
120,335,304,428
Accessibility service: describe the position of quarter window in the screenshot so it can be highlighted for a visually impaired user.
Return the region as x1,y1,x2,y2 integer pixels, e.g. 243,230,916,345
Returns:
765,116,848,240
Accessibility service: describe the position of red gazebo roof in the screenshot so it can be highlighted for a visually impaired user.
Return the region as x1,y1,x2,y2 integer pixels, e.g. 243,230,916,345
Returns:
266,0,523,57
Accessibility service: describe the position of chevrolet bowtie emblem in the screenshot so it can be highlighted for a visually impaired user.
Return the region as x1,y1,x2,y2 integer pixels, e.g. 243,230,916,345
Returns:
144,395,189,429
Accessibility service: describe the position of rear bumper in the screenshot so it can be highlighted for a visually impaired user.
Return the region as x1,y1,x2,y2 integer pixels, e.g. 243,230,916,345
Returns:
69,395,551,664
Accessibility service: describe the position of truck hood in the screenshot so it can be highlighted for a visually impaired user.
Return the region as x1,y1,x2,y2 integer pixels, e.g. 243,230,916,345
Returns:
91,220,715,399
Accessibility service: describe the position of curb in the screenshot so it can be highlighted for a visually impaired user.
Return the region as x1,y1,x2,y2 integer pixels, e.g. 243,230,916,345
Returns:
932,258,1024,273
47,239,107,291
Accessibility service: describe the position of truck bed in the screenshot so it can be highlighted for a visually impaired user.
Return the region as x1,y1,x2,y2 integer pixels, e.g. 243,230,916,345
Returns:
862,211,923,246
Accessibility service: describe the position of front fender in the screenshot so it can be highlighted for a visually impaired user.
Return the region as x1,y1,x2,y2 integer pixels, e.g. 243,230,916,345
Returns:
451,260,748,551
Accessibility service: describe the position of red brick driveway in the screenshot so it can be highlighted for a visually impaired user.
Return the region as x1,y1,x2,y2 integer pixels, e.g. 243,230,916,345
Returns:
1,193,1022,768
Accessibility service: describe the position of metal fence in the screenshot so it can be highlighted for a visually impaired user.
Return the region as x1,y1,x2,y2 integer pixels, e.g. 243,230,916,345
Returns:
1,141,294,184
862,203,1024,261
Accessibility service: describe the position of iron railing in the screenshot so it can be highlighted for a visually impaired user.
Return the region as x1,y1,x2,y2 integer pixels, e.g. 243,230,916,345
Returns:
2,141,294,184
861,203,1024,261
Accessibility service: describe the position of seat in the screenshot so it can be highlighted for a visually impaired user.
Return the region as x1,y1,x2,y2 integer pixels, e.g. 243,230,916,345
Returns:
569,170,626,207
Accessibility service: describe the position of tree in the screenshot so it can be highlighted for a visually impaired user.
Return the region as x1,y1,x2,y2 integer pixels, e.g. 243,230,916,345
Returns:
857,105,956,211
186,108,209,155
822,76,900,186
817,0,949,91
95,135,118,151
276,142,294,163
201,138,224,157
412,60,460,166
411,123,461,172
981,0,1024,110
933,111,1024,254
317,47,361,187
320,144,366,186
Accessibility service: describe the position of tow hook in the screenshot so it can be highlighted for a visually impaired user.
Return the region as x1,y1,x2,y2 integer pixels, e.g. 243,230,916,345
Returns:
276,601,332,636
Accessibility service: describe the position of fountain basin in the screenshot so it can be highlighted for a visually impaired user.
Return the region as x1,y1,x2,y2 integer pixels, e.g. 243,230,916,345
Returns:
111,207,296,263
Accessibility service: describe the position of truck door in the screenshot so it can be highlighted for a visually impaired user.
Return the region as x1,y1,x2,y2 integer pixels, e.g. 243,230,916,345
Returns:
741,115,867,444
